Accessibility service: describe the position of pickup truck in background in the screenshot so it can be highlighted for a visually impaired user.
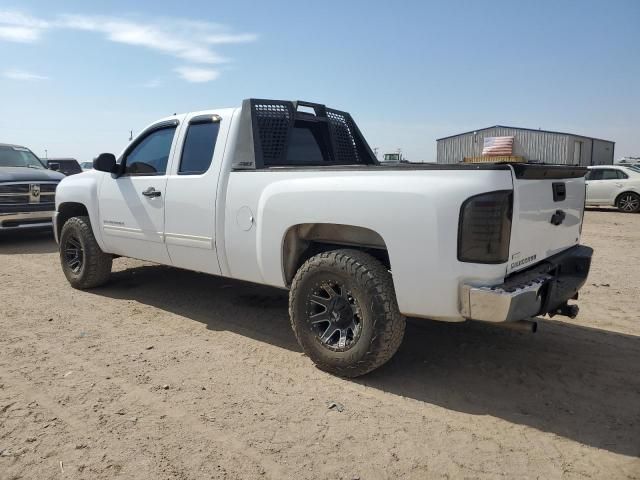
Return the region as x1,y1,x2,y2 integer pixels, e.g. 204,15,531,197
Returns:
1,143,64,232
53,99,593,377
44,158,83,176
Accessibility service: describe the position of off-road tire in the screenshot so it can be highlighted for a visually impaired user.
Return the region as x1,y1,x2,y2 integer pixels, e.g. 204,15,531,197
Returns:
289,249,406,377
59,216,112,289
616,192,640,213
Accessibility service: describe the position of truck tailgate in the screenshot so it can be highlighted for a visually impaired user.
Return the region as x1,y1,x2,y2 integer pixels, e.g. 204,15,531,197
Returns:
507,165,587,275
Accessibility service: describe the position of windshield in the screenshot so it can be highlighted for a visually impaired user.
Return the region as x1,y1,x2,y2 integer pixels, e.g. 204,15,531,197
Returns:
0,145,46,169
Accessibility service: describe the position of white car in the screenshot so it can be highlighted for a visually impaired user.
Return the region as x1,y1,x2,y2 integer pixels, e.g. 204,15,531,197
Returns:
53,98,593,376
586,165,640,213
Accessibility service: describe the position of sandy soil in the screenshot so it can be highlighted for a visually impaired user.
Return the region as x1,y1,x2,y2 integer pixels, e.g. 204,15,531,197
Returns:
0,209,638,479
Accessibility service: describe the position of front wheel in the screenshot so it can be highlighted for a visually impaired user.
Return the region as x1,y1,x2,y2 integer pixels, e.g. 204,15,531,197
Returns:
289,249,406,377
59,216,112,289
616,192,640,213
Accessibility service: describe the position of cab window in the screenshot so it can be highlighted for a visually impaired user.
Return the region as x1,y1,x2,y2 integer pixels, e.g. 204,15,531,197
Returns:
124,127,176,176
179,121,220,175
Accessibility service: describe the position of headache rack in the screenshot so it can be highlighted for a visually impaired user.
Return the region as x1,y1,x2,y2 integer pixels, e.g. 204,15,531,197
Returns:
232,99,378,169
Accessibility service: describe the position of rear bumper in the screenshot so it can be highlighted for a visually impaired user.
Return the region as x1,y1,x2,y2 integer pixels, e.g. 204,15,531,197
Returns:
0,211,54,231
460,245,593,322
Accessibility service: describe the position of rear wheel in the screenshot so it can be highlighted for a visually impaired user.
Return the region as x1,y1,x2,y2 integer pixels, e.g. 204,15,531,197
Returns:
289,249,406,377
59,216,112,289
616,192,640,213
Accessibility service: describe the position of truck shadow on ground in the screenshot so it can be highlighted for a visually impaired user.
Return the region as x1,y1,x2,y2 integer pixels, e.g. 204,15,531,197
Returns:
0,229,58,254
95,263,640,458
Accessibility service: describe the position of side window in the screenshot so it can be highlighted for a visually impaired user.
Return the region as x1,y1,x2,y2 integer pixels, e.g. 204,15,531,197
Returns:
124,127,176,176
600,169,619,180
586,170,602,180
617,170,628,179
179,121,220,175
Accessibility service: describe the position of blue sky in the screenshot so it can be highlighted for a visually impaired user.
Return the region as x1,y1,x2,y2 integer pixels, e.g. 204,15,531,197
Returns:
1,0,638,162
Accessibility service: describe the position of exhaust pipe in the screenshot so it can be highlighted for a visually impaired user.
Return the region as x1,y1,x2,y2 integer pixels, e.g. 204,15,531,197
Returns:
497,319,538,333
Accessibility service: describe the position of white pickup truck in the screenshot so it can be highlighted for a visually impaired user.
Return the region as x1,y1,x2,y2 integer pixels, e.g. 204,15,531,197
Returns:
54,99,593,376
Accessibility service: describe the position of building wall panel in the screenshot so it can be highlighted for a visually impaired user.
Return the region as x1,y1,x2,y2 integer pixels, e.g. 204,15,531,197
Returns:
438,127,614,165
591,139,615,165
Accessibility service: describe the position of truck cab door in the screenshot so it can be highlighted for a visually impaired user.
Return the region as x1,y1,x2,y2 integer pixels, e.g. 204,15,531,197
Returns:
163,112,230,275
98,120,181,263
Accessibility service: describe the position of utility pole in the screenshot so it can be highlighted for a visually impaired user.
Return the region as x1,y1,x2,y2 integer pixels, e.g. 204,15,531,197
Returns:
129,130,133,141
44,149,48,159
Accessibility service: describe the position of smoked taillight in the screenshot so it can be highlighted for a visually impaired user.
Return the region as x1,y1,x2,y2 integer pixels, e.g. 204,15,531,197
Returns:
458,190,513,264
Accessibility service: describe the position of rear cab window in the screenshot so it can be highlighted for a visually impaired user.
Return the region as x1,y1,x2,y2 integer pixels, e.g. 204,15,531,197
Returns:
179,117,220,175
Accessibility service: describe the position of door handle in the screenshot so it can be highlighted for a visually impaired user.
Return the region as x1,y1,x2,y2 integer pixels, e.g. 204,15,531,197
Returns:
142,187,161,198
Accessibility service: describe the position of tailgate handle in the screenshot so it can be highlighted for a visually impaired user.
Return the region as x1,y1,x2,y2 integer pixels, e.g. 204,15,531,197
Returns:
550,209,566,226
552,182,566,202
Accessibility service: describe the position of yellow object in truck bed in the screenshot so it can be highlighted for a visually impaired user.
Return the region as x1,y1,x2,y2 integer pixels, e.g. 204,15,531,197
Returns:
463,156,525,163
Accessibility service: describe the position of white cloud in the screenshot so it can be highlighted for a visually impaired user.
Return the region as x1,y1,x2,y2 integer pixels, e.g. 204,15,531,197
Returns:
0,25,41,42
3,69,49,81
174,66,220,83
58,15,230,64
0,10,49,42
0,10,257,82
0,11,49,28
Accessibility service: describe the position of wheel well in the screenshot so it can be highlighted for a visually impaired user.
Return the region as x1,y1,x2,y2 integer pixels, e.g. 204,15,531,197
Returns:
282,223,389,286
615,191,639,204
56,202,89,239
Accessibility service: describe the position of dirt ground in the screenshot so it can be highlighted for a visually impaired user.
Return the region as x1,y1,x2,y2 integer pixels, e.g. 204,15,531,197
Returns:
1,210,639,479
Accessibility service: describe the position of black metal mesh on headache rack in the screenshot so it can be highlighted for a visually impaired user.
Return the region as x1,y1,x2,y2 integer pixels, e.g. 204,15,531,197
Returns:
251,101,294,165
246,98,377,167
326,110,360,164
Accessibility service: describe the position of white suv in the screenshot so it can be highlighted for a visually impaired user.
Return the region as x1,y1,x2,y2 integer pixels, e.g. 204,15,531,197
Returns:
586,165,640,212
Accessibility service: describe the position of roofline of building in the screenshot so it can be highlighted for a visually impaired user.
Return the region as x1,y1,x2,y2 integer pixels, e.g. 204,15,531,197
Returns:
436,125,615,144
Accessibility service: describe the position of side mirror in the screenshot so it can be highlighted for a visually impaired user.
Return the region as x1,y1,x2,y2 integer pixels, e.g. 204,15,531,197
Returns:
47,162,60,171
93,153,117,173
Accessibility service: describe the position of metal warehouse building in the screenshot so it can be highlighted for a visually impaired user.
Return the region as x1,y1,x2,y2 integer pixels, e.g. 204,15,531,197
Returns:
437,125,615,166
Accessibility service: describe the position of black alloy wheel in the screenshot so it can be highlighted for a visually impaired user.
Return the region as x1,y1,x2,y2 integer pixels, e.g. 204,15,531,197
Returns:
64,234,84,273
308,280,362,352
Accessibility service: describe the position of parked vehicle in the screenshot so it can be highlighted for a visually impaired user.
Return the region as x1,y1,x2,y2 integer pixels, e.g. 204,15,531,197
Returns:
45,158,83,176
0,143,65,231
53,99,593,376
586,165,640,213
80,161,93,171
